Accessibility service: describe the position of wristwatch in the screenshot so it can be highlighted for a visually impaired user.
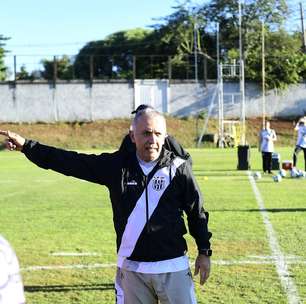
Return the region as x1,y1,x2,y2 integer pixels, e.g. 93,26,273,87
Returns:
199,249,212,256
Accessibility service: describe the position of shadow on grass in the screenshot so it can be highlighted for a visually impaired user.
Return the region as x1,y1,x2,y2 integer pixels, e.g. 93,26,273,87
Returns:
211,208,306,213
25,283,114,293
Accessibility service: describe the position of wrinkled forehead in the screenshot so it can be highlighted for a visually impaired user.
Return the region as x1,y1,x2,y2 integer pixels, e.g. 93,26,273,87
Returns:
134,112,166,133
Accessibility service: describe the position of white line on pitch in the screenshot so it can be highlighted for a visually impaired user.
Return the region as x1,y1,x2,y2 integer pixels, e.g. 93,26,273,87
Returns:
50,252,101,256
247,171,301,304
21,263,117,271
21,257,306,272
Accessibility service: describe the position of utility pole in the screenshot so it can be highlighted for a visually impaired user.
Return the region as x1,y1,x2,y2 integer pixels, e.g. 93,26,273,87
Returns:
262,21,266,128
239,0,246,146
300,2,306,53
194,21,198,82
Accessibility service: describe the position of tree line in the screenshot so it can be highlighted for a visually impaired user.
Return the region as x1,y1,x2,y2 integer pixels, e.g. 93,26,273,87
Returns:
1,0,306,90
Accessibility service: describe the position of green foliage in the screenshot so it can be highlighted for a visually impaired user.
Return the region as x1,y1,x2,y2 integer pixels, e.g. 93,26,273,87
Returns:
16,65,35,81
199,0,305,89
41,55,73,80
0,34,10,80
245,26,303,89
74,28,153,79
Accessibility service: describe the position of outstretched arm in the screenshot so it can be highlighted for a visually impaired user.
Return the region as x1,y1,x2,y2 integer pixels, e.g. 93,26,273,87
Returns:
0,130,25,151
0,129,116,185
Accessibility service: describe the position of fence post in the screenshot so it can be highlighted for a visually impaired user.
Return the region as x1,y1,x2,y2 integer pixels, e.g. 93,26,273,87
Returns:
13,55,17,83
203,56,207,87
168,56,172,82
89,55,94,86
133,56,136,81
53,56,57,88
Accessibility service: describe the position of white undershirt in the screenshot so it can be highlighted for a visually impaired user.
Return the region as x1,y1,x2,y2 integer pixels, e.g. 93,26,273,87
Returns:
137,155,157,176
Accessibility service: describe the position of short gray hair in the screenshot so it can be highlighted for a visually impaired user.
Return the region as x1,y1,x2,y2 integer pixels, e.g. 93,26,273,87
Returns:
132,109,166,132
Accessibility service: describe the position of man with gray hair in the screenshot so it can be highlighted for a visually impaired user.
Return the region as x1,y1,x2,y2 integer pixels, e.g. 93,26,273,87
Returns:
119,104,192,166
0,110,211,304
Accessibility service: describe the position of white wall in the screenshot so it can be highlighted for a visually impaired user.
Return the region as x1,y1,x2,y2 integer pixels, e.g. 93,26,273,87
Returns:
0,81,306,122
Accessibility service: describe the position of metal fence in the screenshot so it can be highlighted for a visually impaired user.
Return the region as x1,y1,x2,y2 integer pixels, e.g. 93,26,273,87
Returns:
5,54,217,84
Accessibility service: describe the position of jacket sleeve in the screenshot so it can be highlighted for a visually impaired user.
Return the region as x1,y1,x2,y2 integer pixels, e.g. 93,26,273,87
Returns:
22,140,115,185
178,162,212,251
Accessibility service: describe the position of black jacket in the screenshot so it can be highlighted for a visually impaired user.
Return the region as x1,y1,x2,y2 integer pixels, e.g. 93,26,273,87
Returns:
22,140,211,262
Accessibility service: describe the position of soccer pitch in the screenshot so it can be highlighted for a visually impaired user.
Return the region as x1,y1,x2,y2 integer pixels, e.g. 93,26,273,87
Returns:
0,147,305,304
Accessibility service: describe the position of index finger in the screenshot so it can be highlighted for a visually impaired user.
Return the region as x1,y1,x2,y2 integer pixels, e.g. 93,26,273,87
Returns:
200,269,210,285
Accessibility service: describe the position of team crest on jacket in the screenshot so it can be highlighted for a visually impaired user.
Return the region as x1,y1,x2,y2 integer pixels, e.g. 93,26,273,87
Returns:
152,176,166,191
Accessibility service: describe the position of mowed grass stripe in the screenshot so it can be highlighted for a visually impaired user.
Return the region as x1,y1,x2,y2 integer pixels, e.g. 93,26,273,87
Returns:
247,171,301,304
0,149,305,303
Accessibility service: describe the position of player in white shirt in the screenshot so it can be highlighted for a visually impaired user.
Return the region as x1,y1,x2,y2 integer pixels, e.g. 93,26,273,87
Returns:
293,116,306,170
0,235,26,304
259,121,277,173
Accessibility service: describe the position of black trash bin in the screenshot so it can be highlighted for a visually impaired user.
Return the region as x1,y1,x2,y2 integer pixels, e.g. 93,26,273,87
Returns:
272,152,280,170
237,145,250,170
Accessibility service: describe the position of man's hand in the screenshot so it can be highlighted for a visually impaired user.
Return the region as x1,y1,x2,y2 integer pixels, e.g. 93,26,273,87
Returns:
0,130,26,151
194,254,211,285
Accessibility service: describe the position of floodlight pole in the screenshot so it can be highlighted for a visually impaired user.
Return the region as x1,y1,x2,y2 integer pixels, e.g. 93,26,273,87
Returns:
239,0,246,145
262,21,266,128
300,2,306,53
216,23,220,72
194,21,198,83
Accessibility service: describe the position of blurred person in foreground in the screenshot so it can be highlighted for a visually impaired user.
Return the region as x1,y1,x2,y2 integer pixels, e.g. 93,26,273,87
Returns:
0,109,212,304
258,120,277,174
0,235,26,304
293,116,306,170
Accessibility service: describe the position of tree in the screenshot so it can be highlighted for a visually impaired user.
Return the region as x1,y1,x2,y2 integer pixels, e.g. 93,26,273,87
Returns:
41,55,73,80
245,25,304,89
198,0,306,88
152,0,215,79
16,65,34,81
0,34,10,80
74,28,154,79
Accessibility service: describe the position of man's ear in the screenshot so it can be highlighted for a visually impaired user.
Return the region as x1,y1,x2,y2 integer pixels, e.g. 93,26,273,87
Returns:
130,130,136,143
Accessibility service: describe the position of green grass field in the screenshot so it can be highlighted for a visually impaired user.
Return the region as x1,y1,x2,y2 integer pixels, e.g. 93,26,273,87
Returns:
0,147,305,304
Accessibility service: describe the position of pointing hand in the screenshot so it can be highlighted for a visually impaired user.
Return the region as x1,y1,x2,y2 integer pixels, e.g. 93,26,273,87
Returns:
0,130,26,151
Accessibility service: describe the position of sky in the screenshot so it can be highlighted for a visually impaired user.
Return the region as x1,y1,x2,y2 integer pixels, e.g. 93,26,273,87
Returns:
1,0,303,75
1,0,204,74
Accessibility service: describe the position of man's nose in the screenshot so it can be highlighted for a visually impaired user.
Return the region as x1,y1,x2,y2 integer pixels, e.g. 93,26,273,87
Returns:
148,133,157,143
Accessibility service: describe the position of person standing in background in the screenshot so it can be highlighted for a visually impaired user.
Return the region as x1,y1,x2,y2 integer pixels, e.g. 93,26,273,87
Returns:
293,116,306,170
259,121,277,174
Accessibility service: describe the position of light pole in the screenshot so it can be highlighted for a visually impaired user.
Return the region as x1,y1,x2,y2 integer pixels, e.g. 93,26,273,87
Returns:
194,21,198,82
238,0,246,146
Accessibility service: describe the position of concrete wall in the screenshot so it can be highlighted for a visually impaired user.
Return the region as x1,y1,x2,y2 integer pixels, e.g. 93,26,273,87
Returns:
0,80,306,122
